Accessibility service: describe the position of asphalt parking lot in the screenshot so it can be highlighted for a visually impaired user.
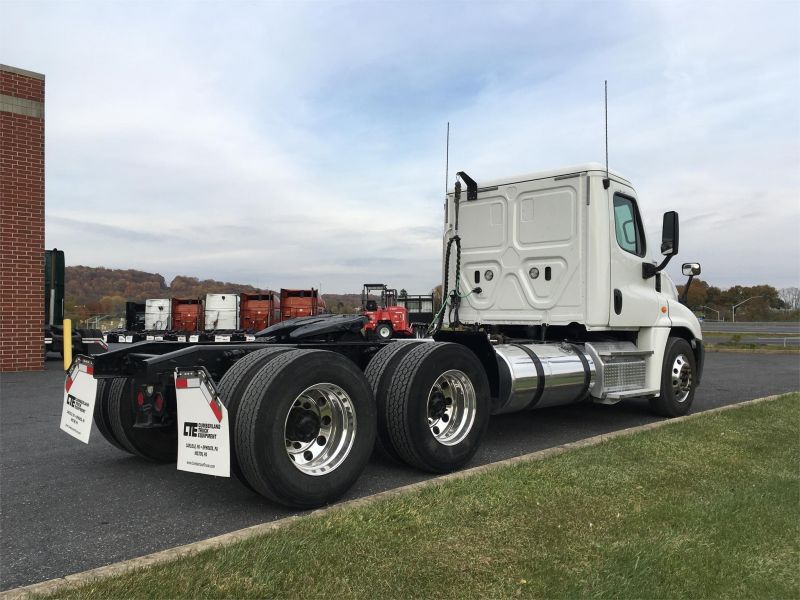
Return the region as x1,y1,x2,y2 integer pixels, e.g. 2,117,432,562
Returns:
1,351,799,591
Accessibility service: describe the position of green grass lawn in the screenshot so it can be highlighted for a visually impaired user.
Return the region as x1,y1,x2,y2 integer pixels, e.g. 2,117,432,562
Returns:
47,393,799,599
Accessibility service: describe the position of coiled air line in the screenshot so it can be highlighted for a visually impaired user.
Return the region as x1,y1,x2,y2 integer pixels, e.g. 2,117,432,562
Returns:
429,171,480,336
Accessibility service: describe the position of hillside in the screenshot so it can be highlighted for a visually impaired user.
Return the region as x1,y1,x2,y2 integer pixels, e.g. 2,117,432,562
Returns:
321,293,362,314
65,266,275,321
63,265,349,321
63,267,440,321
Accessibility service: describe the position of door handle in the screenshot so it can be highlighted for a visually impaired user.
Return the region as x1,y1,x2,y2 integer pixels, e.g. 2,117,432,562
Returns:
614,289,623,315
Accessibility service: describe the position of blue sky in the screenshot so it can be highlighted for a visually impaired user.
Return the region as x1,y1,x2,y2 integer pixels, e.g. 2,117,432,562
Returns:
2,0,799,293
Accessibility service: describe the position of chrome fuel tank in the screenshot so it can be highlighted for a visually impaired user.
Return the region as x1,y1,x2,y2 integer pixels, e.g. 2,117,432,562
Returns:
493,343,595,414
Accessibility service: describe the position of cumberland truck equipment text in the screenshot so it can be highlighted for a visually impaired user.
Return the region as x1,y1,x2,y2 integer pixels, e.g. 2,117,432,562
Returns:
60,163,704,508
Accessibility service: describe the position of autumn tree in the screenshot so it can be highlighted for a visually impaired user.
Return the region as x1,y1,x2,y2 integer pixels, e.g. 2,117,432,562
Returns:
779,287,800,310
99,295,127,316
677,278,709,308
432,285,443,311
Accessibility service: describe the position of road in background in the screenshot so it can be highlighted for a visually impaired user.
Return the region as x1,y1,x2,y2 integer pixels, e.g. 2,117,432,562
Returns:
701,321,800,334
701,321,800,346
2,352,799,591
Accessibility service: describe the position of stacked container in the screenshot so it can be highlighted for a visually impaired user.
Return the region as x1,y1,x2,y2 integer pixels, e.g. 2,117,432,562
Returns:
280,288,324,319
204,294,239,331
240,291,281,331
125,302,146,331
144,299,171,331
171,298,203,332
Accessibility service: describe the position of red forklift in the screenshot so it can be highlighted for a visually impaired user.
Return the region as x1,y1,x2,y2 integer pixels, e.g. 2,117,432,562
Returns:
361,283,414,339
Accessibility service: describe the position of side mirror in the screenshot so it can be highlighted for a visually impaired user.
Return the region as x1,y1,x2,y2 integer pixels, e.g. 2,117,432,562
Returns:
643,211,680,279
682,263,701,276
661,211,679,256
679,262,701,305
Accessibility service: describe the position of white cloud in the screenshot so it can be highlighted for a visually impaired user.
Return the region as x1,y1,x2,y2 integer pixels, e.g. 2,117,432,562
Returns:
2,0,798,292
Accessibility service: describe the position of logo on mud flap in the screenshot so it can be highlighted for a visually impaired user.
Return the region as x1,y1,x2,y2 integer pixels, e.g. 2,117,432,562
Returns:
183,421,221,438
66,395,86,413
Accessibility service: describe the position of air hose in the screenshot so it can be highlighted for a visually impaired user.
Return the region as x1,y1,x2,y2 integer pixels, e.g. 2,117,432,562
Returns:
429,176,480,336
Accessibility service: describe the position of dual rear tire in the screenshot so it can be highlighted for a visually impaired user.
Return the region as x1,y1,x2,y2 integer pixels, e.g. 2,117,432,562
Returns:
229,349,376,508
217,342,489,506
92,341,490,507
366,341,491,473
93,377,177,462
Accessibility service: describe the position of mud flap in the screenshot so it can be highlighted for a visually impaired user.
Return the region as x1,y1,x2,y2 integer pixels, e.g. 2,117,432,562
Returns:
174,368,230,477
60,356,98,443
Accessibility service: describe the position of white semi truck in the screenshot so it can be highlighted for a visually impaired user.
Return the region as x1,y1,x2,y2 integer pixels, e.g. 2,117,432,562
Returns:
61,163,703,508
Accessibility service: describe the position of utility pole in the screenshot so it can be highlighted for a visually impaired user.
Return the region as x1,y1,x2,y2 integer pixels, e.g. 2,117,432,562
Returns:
732,296,763,323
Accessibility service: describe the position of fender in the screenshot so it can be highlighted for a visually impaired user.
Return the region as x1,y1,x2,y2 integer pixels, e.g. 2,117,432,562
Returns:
668,298,704,384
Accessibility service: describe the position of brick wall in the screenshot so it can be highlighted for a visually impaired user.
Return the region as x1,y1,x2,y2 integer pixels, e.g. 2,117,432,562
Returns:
1,65,45,371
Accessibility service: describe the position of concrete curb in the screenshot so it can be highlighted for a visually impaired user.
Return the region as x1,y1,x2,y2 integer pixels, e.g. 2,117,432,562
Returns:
1,393,787,599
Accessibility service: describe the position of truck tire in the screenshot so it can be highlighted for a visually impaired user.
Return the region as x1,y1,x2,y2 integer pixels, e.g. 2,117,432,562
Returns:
235,349,376,508
108,377,177,462
650,337,697,417
385,342,490,473
93,378,128,453
364,340,424,462
375,323,393,340
216,347,293,489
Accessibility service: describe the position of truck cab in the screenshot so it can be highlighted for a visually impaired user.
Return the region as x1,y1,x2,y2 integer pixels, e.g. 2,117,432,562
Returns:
441,164,703,409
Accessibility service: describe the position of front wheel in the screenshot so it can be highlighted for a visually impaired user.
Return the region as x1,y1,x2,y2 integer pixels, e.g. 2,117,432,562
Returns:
375,323,393,340
650,337,697,417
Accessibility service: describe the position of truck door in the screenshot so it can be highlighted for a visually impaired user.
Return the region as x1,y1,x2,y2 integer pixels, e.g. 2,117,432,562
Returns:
608,187,661,327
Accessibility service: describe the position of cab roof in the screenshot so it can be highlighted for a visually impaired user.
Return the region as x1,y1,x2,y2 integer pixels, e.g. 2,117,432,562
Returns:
447,163,632,195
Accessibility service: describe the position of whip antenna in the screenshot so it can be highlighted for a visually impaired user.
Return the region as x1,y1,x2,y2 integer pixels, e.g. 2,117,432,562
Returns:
603,80,610,189
444,121,450,197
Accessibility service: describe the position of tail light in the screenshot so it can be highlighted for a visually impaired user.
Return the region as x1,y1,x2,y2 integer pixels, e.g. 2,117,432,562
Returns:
153,393,164,412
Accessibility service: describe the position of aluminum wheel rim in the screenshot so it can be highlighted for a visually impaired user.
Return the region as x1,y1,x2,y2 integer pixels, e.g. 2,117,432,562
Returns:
426,369,476,446
284,383,357,476
671,354,692,402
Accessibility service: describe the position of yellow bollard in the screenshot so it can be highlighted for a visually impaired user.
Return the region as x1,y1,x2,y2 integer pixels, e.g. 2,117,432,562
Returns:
63,318,72,371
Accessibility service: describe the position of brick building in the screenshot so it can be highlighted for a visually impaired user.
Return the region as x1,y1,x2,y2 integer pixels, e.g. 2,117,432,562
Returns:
0,64,46,371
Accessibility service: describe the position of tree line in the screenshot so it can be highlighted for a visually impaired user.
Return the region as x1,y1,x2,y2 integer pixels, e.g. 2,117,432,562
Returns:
677,280,799,321
64,267,267,323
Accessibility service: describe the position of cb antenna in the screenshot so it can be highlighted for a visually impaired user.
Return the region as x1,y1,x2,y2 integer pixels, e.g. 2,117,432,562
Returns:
444,121,450,197
603,80,610,189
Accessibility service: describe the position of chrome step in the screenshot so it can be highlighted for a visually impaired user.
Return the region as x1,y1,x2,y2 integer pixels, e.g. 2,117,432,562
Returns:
585,342,649,400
